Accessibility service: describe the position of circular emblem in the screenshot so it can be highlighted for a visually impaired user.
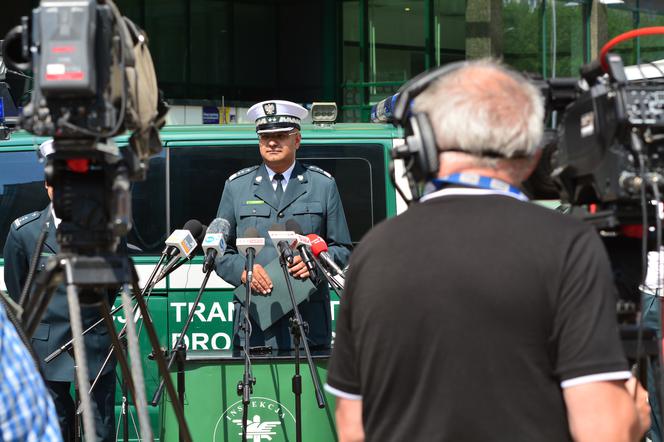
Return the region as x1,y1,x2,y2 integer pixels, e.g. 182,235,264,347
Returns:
213,397,296,442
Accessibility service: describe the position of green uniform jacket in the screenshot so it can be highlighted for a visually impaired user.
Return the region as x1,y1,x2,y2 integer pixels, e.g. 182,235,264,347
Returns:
3,207,116,381
215,161,352,349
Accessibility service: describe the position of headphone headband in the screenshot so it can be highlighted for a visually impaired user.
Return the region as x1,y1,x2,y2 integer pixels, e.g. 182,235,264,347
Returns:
393,60,470,127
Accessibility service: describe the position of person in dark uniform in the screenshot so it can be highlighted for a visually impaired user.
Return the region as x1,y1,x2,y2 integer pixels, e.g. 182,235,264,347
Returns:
3,140,116,442
215,100,352,350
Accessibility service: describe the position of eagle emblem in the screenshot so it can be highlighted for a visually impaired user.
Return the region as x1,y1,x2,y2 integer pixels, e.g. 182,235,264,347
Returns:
263,103,277,116
233,415,281,441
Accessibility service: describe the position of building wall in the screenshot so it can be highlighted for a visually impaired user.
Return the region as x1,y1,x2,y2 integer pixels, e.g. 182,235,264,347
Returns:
2,1,664,121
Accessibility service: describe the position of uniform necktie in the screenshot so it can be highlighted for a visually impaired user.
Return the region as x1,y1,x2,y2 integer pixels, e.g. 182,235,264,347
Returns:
274,173,285,203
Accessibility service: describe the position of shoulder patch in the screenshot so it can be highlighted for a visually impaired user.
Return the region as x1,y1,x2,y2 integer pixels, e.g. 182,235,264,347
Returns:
12,211,42,230
228,165,259,182
305,164,333,179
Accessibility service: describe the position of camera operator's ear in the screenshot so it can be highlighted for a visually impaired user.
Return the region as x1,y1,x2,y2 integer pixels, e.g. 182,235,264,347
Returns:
390,61,469,199
392,112,439,183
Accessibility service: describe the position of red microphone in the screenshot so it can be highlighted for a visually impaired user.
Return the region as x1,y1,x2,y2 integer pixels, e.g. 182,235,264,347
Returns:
307,234,345,277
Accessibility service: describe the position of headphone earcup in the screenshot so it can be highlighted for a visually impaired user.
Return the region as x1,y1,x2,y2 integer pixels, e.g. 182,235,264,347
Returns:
406,113,439,182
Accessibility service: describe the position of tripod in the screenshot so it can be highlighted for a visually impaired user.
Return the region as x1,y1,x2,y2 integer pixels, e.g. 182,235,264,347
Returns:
23,253,193,441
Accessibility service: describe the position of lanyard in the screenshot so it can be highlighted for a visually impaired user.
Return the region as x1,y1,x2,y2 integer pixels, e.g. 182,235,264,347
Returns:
431,173,528,201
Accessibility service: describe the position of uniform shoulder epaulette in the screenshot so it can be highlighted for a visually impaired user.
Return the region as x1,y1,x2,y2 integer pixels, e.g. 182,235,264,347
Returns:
305,164,333,179
12,211,41,230
228,165,259,182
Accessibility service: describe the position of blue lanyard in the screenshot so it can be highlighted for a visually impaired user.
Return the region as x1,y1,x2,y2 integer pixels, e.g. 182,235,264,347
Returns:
431,173,528,200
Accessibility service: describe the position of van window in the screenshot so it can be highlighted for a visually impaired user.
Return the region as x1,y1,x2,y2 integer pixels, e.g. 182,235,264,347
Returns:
168,143,387,245
126,152,168,254
168,145,260,239
0,151,50,251
299,144,387,244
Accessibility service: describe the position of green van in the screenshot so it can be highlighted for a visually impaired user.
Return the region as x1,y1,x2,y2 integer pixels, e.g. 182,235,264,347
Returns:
0,122,403,440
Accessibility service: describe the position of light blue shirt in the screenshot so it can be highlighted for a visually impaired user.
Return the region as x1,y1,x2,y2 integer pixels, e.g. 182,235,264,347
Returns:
265,161,296,192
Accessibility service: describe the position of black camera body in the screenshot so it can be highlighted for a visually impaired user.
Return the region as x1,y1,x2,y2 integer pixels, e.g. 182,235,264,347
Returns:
3,0,164,254
536,54,664,213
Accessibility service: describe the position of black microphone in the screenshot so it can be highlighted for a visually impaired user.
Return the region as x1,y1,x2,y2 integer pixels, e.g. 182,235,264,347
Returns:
285,219,318,282
269,223,294,265
237,227,265,281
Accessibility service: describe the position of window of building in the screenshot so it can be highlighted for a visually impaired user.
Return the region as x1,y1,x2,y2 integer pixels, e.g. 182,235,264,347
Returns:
434,0,466,66
607,5,639,65
640,9,664,63
503,0,585,78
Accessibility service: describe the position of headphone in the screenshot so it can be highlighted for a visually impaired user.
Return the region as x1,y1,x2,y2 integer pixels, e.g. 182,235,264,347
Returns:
390,61,469,200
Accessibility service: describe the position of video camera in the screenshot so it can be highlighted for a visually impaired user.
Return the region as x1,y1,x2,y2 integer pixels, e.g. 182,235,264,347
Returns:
528,50,664,320
532,54,664,226
2,0,167,254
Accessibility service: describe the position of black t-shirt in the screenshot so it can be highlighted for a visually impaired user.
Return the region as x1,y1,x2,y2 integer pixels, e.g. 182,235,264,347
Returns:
326,192,629,442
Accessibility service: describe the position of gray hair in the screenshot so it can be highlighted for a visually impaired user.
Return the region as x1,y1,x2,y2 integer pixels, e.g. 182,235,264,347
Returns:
413,59,544,160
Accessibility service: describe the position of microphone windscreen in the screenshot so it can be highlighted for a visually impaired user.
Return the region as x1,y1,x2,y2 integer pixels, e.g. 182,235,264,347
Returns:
182,219,204,239
244,227,260,238
197,225,207,243
208,218,231,235
285,219,304,235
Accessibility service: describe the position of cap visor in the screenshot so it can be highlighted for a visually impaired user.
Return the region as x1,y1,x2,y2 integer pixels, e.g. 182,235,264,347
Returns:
256,126,297,134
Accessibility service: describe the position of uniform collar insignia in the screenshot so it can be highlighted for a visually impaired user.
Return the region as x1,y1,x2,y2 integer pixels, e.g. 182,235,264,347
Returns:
297,175,304,182
255,176,263,183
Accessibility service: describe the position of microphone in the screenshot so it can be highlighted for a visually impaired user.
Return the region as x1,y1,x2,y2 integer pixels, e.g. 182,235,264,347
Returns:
237,227,265,282
155,220,204,283
267,224,296,265
202,218,231,273
162,219,203,258
285,219,318,281
307,234,345,277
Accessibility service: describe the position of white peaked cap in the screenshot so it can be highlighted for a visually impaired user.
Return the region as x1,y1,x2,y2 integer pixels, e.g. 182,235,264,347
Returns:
247,100,308,134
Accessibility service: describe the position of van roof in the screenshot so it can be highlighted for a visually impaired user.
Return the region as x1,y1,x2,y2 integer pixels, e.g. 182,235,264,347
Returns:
0,123,402,149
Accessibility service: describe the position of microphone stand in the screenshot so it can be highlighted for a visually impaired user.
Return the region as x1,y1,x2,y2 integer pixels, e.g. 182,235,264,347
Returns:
277,251,326,442
150,263,214,406
312,259,345,295
238,247,257,442
44,253,168,365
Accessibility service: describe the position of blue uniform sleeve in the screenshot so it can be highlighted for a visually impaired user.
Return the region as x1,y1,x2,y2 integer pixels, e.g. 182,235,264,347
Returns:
324,179,352,268
3,229,28,303
214,180,246,286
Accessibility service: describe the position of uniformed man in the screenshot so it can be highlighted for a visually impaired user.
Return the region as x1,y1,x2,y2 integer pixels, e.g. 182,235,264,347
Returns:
216,100,352,350
3,140,116,442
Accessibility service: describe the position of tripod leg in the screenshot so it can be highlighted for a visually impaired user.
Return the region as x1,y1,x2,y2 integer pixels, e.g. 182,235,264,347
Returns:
97,302,141,418
65,280,97,441
120,283,154,441
129,265,193,442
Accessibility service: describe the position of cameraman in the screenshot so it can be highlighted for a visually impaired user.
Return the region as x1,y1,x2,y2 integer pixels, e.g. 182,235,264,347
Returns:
2,140,116,441
326,59,650,441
